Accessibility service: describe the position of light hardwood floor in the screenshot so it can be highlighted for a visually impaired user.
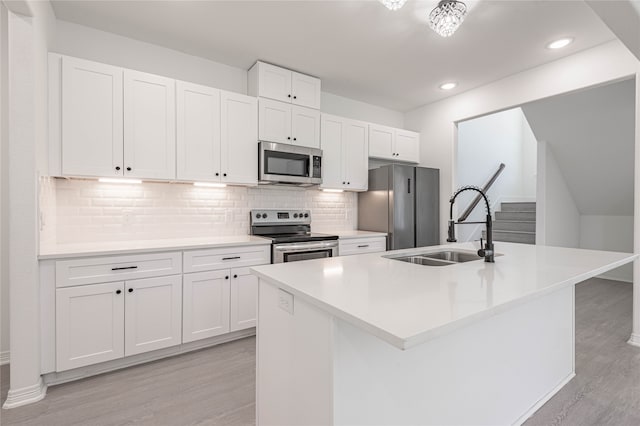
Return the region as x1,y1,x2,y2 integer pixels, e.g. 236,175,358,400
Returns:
1,277,639,425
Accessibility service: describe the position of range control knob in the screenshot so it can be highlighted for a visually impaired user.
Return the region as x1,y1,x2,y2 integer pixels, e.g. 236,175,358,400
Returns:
304,213,309,218
293,213,299,218
263,213,268,219
256,213,262,219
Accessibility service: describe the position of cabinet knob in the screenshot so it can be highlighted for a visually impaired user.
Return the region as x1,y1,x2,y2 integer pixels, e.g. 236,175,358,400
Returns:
115,166,121,171
347,182,350,185
342,181,346,185
287,94,291,98
126,167,132,171
116,289,122,294
293,95,297,100
223,173,227,177
225,276,229,280
128,288,133,293
287,137,291,140
215,172,219,176
233,274,238,279
293,138,297,141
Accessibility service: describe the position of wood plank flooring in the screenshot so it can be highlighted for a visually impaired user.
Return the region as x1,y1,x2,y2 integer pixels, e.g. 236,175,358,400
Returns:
1,277,639,425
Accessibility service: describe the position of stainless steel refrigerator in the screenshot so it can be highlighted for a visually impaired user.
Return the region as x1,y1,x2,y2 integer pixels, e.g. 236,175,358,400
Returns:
358,165,439,250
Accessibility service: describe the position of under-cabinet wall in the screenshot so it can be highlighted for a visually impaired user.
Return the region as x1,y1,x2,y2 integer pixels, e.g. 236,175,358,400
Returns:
40,178,358,244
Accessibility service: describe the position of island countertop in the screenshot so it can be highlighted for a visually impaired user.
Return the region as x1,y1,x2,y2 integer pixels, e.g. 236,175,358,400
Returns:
250,242,637,350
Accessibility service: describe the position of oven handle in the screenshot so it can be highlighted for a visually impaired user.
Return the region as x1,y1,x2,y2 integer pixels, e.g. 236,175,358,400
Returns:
273,241,338,252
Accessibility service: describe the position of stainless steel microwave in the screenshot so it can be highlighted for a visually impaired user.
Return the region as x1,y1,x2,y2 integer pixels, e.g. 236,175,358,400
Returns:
259,142,322,186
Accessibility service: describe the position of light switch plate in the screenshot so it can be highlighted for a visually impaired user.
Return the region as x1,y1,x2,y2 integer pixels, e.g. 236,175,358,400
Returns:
278,289,294,315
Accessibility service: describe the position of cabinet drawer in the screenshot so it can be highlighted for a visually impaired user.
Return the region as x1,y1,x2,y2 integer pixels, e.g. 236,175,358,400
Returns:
339,237,387,256
56,252,182,288
183,245,271,273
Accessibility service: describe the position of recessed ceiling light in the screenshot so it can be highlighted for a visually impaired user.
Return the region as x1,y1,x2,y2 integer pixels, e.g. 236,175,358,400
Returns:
98,177,142,184
194,182,227,188
439,82,458,90
546,37,573,49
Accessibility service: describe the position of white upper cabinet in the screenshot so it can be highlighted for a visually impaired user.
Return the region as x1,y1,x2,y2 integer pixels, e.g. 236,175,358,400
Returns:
259,98,292,144
220,91,258,185
61,56,124,177
291,71,322,110
291,105,321,149
124,275,182,357
320,114,369,191
124,70,176,180
249,61,321,110
176,81,221,182
368,123,420,163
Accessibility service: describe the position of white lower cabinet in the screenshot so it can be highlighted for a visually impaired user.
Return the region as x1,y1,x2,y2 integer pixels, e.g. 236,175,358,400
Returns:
339,236,387,256
56,281,125,372
182,270,231,343
230,268,258,332
124,275,182,356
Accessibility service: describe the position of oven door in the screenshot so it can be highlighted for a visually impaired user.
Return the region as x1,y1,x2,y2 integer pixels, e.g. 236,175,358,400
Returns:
259,142,322,185
272,241,338,264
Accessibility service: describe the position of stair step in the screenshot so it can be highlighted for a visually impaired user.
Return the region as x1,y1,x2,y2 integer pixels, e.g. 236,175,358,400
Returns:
493,220,536,232
483,230,536,245
500,202,536,212
495,211,536,221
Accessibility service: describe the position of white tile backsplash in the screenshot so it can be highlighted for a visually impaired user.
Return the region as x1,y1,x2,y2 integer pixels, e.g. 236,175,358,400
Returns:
43,178,358,244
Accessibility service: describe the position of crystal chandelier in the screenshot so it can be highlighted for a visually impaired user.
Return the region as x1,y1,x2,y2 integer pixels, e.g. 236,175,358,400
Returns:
428,0,467,37
381,0,408,11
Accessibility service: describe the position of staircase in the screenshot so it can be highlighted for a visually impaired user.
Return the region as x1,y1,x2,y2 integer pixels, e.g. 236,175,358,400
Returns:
483,202,536,245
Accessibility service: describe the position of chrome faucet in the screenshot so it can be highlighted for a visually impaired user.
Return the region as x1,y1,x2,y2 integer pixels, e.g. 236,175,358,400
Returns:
446,186,495,263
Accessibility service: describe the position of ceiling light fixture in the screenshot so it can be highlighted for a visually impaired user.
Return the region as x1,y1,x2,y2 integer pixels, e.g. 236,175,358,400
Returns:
439,82,457,90
428,0,467,37
98,177,142,184
194,182,227,188
546,37,573,50
381,0,407,11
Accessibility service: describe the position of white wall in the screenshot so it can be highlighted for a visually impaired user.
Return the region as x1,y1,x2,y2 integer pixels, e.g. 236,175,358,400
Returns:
0,2,9,365
537,141,581,248
321,91,403,128
4,0,56,407
456,108,536,241
580,215,634,282
41,179,357,245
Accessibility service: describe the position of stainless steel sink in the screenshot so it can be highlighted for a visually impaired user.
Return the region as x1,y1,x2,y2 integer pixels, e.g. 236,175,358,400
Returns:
384,249,501,267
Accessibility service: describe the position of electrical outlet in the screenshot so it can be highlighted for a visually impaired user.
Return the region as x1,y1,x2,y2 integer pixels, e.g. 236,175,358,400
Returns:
278,289,294,315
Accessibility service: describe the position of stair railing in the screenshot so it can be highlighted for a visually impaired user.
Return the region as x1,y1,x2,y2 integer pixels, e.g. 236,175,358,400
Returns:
458,163,506,223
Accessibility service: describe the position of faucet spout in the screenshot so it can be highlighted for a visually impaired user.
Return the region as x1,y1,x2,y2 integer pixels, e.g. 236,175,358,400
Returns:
448,186,495,263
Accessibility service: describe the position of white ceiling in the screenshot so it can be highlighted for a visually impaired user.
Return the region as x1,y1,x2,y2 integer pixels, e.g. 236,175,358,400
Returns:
51,0,616,112
522,78,636,216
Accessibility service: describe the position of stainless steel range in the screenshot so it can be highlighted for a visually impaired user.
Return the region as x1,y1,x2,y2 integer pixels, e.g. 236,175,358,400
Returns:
250,209,338,263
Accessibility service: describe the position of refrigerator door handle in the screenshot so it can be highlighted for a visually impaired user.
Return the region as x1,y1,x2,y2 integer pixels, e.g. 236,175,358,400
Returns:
408,178,411,194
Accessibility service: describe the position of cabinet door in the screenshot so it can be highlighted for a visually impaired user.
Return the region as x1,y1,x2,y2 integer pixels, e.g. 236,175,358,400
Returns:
319,114,344,189
291,105,321,149
182,270,230,343
176,81,221,181
343,119,369,191
257,62,292,103
369,124,395,160
230,267,258,332
221,91,258,185
291,71,321,110
259,98,292,144
395,129,420,163
124,275,182,356
124,70,176,179
61,57,124,177
56,281,125,371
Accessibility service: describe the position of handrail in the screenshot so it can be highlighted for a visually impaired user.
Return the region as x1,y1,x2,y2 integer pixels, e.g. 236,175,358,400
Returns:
457,163,506,222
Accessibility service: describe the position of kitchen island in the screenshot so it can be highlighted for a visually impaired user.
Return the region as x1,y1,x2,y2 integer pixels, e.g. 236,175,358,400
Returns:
250,242,636,425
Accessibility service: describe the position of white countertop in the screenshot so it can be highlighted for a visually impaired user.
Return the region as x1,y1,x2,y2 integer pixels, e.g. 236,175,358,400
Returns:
331,230,387,239
251,242,637,350
39,235,271,260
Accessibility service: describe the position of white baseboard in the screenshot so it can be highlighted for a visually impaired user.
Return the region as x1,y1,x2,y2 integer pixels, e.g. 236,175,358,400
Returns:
628,333,640,348
0,351,9,366
513,372,576,426
2,377,47,409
